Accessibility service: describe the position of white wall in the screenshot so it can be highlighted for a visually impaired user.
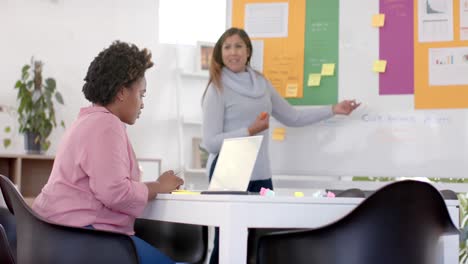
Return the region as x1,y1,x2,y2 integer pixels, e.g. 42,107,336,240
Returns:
0,0,183,172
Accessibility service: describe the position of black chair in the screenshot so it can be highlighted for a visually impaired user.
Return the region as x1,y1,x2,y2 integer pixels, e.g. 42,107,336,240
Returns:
335,188,366,198
0,206,16,260
0,174,139,264
440,189,458,200
246,187,367,264
0,224,15,264
134,218,208,264
257,180,459,264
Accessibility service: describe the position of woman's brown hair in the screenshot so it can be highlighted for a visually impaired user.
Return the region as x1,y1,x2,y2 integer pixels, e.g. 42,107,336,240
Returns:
201,27,253,102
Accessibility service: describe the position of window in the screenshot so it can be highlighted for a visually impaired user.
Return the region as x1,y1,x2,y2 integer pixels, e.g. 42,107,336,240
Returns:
159,0,227,45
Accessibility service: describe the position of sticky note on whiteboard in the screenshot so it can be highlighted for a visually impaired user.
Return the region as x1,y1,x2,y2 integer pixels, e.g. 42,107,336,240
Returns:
321,63,335,76
285,83,298,97
373,60,387,73
372,14,385,27
307,74,321,87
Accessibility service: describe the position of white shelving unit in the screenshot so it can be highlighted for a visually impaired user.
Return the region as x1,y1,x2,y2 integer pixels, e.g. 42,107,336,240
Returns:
174,49,210,189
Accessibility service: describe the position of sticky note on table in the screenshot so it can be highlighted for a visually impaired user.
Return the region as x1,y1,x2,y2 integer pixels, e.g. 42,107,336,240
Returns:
307,74,321,87
373,60,387,73
285,83,298,97
321,63,335,76
294,192,304,197
372,14,385,27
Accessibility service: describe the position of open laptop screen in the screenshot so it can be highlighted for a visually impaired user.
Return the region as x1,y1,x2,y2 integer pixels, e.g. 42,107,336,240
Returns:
208,135,263,191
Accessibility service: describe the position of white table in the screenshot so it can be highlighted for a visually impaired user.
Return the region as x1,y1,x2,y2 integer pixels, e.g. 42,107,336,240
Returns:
141,194,459,264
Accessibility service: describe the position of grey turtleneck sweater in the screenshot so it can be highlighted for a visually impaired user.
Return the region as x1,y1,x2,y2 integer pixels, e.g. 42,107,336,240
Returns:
202,66,333,181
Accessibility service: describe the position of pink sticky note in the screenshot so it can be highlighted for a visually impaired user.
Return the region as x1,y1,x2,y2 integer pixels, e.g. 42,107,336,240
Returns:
326,191,336,198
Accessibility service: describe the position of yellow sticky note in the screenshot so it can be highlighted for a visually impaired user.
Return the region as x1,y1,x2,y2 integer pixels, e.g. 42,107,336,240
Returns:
372,14,385,27
272,133,285,141
285,83,298,97
273,127,286,135
308,74,321,87
294,191,304,197
373,60,387,73
321,63,335,76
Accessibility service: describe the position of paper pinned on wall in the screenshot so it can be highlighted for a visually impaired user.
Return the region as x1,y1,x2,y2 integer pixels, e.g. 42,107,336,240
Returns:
250,40,264,72
373,60,387,73
307,73,321,86
245,2,289,38
372,14,385,27
285,83,299,97
321,63,335,76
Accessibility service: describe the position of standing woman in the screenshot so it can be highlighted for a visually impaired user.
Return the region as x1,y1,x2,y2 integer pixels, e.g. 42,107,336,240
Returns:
33,41,184,264
201,27,360,264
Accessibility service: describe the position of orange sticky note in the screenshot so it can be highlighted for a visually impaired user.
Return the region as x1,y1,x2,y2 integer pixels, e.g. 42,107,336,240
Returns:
272,133,285,141
308,74,321,87
373,60,387,73
273,127,286,135
285,83,298,97
321,64,335,76
372,14,385,27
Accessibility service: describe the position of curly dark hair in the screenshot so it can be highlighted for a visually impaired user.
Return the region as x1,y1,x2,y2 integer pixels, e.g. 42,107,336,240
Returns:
82,41,154,105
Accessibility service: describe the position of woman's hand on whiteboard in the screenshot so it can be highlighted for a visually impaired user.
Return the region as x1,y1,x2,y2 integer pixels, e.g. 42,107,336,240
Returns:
332,100,361,115
248,112,269,136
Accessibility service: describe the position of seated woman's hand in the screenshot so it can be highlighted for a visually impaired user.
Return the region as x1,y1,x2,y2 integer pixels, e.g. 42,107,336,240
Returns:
156,170,184,193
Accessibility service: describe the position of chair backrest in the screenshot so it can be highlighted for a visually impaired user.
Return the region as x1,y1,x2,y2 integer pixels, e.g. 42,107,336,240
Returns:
257,180,459,264
0,206,16,259
0,224,15,264
0,174,139,264
336,188,366,198
134,218,208,264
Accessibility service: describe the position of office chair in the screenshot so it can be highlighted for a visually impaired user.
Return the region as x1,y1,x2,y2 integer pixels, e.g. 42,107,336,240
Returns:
246,188,366,264
335,188,366,198
440,189,458,200
256,180,459,264
0,174,139,264
134,218,208,264
0,206,16,260
0,224,15,264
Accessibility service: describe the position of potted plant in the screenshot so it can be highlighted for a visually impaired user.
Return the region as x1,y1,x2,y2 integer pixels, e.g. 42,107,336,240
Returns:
11,58,65,154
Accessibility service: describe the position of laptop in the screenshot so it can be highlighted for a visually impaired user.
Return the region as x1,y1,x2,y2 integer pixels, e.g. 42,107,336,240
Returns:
202,135,263,194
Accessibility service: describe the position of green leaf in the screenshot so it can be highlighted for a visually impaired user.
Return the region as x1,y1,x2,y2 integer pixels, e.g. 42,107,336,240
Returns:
23,72,30,82
60,120,65,128
22,64,30,73
26,80,33,89
15,80,22,88
4,126,11,133
42,140,50,151
3,139,11,148
55,92,64,104
45,78,56,90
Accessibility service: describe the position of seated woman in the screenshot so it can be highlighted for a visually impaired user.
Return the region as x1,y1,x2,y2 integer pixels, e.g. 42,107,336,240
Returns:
32,41,184,264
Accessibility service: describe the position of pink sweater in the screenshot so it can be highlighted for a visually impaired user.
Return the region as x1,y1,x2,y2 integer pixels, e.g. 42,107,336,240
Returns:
33,106,148,235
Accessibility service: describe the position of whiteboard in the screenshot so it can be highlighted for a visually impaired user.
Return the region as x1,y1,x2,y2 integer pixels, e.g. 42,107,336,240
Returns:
269,0,468,178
